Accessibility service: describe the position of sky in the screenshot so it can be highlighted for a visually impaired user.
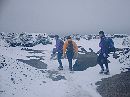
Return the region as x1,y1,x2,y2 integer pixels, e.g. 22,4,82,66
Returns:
0,0,130,35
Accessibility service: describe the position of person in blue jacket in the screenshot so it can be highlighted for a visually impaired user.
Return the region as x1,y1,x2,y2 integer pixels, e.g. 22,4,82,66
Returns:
97,31,110,74
55,35,64,70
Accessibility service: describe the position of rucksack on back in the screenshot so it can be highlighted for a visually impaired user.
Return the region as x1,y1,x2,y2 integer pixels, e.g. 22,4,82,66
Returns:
60,39,64,47
67,41,74,52
106,37,116,53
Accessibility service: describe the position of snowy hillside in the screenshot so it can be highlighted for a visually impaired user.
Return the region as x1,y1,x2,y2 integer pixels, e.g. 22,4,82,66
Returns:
0,32,130,97
0,32,52,47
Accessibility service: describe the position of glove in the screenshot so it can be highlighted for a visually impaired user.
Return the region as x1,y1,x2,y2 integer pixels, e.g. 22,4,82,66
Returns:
63,53,67,58
52,48,57,54
73,53,78,59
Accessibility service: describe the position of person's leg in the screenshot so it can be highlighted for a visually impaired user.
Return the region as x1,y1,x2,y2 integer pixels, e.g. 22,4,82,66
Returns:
99,63,104,71
97,55,104,71
104,58,108,69
68,58,72,70
103,57,109,73
57,52,63,68
99,62,104,74
67,51,74,71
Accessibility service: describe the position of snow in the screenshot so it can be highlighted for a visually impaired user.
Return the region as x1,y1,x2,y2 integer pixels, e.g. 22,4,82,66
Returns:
0,39,9,47
0,34,130,97
76,38,100,52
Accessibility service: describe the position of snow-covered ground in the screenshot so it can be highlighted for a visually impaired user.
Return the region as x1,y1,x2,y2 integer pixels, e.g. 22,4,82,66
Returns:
0,34,130,97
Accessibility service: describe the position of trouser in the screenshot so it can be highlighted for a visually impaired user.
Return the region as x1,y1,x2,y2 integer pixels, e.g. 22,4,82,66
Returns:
57,52,63,67
97,54,108,70
66,51,74,70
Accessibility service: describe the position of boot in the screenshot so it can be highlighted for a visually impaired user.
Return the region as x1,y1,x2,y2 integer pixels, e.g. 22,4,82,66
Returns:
104,69,110,75
58,66,63,70
99,69,104,74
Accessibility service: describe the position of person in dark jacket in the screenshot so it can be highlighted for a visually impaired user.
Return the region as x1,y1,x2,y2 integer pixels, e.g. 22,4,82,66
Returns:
97,31,110,74
55,35,64,70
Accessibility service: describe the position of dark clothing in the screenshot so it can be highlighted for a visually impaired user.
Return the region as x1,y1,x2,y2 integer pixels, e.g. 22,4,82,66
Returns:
97,53,108,70
57,52,63,68
55,38,64,68
66,51,74,59
68,58,73,70
56,39,64,53
66,41,74,52
99,36,109,56
66,51,74,70
98,35,109,70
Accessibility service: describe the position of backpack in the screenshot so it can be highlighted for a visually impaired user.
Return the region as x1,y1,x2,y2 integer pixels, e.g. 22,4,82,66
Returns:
67,41,74,52
59,39,64,51
106,37,116,53
60,39,64,46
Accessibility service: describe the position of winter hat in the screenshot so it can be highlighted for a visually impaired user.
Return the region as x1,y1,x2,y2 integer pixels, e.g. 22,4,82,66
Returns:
99,31,104,35
55,35,59,38
66,36,71,40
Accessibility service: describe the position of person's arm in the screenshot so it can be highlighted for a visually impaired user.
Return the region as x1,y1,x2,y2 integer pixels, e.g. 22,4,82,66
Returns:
73,41,78,53
72,41,78,59
101,40,109,57
55,40,59,52
63,41,68,55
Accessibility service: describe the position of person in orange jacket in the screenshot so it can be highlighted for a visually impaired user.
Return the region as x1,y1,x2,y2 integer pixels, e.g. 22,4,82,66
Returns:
63,36,78,71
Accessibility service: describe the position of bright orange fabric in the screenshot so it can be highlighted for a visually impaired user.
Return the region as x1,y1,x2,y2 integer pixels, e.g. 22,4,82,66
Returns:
63,39,78,54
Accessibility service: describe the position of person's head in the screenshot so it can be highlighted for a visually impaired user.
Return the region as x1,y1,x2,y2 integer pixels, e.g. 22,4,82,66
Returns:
66,36,72,41
99,31,105,38
55,35,59,40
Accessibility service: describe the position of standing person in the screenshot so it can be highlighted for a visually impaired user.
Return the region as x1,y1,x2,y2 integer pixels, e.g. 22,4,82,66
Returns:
97,31,110,74
55,35,64,70
63,36,78,71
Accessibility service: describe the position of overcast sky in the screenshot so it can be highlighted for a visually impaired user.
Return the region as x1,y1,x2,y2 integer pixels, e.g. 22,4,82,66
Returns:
0,0,130,35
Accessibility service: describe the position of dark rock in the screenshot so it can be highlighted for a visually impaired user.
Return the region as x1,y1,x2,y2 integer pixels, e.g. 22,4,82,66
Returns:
47,70,66,81
11,78,15,84
17,59,47,69
113,53,120,59
51,75,66,81
73,52,98,71
40,70,46,73
78,46,82,48
96,72,130,97
126,68,130,71
23,74,27,77
0,90,5,93
42,81,46,83
80,48,87,53
11,78,14,81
